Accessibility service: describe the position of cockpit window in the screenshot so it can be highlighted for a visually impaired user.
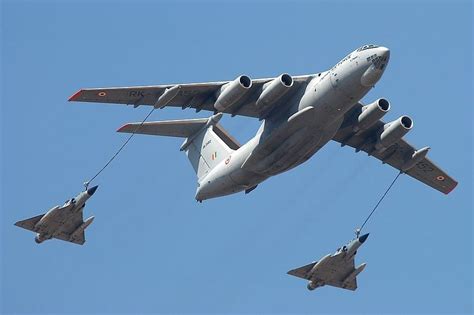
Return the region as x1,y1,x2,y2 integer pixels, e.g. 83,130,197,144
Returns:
357,44,379,52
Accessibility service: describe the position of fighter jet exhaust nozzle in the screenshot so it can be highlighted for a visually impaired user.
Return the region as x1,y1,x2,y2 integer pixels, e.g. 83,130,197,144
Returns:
214,75,252,112
35,233,46,244
375,115,413,152
307,280,323,290
353,98,390,133
256,74,293,111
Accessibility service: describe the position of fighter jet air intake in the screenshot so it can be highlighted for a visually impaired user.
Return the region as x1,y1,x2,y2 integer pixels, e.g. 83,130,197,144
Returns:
69,44,457,202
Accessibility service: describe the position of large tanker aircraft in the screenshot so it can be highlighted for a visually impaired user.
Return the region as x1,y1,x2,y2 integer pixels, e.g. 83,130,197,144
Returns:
69,44,457,201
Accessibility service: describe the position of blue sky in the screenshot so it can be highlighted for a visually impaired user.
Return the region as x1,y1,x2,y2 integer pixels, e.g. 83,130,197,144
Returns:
1,0,472,313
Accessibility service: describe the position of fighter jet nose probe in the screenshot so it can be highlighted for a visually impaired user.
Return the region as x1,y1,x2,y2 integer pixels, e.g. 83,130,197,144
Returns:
16,186,99,245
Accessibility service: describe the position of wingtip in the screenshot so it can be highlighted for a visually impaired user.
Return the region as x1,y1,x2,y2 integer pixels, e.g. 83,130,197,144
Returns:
68,89,83,101
286,270,296,277
444,181,458,195
116,124,131,133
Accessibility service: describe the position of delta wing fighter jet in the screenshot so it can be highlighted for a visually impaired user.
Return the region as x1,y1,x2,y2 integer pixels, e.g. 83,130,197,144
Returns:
15,186,98,245
69,44,457,201
287,233,369,291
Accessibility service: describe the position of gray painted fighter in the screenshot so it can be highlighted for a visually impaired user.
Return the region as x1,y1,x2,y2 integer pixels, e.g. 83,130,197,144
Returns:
15,185,98,245
287,233,369,291
70,44,457,201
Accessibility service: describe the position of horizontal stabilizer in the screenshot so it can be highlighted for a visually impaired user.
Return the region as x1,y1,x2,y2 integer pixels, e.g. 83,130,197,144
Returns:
118,114,240,181
118,117,241,150
14,214,44,232
117,118,208,138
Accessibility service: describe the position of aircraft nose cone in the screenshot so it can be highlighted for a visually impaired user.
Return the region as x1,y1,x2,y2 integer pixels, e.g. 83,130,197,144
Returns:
378,46,390,59
87,185,99,196
360,47,389,87
358,233,370,244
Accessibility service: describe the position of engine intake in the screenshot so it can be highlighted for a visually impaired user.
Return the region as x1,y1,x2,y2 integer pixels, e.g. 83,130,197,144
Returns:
353,98,390,133
256,73,293,111
375,115,413,151
214,75,252,112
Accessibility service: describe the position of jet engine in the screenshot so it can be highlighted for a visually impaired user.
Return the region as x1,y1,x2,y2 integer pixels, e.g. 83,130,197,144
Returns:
375,116,413,151
256,73,293,111
353,98,390,133
214,75,252,112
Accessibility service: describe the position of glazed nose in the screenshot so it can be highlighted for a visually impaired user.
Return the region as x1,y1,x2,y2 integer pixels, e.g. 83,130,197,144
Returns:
360,47,390,87
378,46,390,59
376,46,390,70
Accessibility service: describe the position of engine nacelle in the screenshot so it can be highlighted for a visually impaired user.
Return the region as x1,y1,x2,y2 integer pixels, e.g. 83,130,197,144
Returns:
375,115,413,151
353,98,390,133
214,75,252,112
256,73,293,111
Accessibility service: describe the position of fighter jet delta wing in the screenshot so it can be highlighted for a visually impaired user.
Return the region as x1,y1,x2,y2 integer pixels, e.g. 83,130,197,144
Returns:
68,75,313,119
287,254,332,280
332,100,457,195
52,209,92,245
14,214,45,232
